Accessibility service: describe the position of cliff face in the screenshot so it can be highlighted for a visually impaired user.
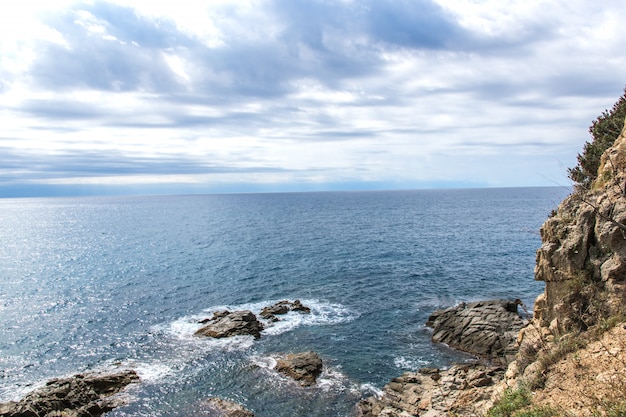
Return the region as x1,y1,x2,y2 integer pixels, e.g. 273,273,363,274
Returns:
534,117,626,333
498,117,626,415
357,118,626,417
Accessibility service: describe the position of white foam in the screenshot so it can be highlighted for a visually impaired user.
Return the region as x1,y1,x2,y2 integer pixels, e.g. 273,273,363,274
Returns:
394,356,428,371
133,362,174,383
260,299,359,336
152,314,256,353
316,366,354,392
360,383,384,398
159,299,358,341
249,355,277,370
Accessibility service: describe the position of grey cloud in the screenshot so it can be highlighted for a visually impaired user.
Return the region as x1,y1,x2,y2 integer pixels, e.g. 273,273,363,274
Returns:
27,0,476,99
30,3,191,92
20,99,107,120
0,146,289,184
365,0,465,49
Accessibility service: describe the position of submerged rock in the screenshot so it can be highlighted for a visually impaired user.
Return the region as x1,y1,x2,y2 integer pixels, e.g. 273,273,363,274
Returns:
0,370,139,417
195,310,264,339
274,351,323,386
427,299,526,364
259,300,311,321
204,398,254,417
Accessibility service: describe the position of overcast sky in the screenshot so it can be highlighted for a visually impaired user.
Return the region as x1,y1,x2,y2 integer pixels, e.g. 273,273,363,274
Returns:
1,0,625,197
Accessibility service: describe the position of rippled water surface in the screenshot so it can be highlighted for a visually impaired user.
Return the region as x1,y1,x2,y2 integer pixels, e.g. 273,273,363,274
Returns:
0,187,569,416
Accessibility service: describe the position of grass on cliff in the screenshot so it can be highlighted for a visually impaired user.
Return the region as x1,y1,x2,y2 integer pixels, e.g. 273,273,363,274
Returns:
486,387,560,417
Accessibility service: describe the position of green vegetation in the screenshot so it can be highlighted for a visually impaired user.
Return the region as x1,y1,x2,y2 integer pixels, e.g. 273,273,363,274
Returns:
487,387,531,417
486,387,560,417
568,87,626,188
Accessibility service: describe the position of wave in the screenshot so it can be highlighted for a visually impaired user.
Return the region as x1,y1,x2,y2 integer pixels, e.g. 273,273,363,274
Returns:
156,299,358,341
394,355,429,371
249,354,359,394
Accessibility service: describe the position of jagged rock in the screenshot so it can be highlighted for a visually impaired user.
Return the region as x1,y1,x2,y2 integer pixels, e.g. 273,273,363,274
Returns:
427,300,526,364
199,310,231,324
489,117,626,413
204,398,254,417
274,351,323,386
356,364,503,417
259,300,311,321
0,370,139,417
195,310,264,339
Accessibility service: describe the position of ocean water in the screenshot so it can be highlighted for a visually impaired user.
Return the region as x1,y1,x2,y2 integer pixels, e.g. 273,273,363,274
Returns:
0,187,569,416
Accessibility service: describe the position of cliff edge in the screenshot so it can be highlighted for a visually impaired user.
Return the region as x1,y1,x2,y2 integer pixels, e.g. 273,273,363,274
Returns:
492,116,626,416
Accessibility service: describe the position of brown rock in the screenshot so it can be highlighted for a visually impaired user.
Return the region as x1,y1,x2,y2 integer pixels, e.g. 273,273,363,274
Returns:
0,370,139,417
427,300,526,364
274,351,323,386
356,364,503,417
204,398,254,417
259,300,311,321
195,310,264,339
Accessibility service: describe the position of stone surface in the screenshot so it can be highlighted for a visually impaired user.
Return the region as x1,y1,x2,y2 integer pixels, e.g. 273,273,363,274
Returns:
274,351,323,386
427,299,526,364
195,310,264,339
356,364,504,417
489,117,626,414
204,398,254,417
0,370,139,417
532,117,626,333
259,300,311,321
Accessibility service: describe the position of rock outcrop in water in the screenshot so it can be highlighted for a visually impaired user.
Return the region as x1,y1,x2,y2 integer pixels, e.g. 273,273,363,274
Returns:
204,398,255,417
260,300,311,321
0,370,139,417
356,300,518,416
195,310,264,339
427,299,526,365
274,351,323,386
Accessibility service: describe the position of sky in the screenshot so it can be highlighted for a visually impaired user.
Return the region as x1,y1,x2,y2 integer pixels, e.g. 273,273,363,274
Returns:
0,0,625,197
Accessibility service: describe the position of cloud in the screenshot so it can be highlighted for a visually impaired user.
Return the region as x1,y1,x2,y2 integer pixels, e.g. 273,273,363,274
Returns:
1,0,626,197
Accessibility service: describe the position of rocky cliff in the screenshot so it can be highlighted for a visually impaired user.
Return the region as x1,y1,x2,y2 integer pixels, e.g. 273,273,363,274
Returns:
494,116,626,416
358,118,626,416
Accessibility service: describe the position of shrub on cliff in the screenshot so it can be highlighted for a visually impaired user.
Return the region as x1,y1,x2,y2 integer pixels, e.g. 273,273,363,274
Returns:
568,87,626,188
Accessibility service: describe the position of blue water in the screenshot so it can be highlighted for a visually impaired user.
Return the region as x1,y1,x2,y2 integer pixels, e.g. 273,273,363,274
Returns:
0,187,568,416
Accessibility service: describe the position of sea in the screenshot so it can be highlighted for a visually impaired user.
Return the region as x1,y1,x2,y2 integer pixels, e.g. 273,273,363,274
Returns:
0,187,569,416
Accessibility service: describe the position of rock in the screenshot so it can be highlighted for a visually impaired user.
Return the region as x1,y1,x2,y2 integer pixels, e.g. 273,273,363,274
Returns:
356,364,503,417
427,300,526,364
195,310,264,339
274,351,323,386
204,398,254,417
199,311,231,324
0,370,139,417
259,300,311,321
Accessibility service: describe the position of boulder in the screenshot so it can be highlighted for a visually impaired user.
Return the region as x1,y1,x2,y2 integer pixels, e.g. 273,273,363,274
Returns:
274,351,323,386
204,398,254,417
195,310,264,339
426,300,526,364
259,300,311,321
356,364,504,417
0,370,139,417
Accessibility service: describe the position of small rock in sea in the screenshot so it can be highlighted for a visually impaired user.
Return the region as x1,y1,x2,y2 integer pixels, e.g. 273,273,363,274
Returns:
198,310,231,324
274,351,323,386
204,397,254,417
260,300,312,321
195,310,264,339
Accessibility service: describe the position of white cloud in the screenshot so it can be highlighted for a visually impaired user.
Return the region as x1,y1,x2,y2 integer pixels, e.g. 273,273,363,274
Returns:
1,0,625,196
